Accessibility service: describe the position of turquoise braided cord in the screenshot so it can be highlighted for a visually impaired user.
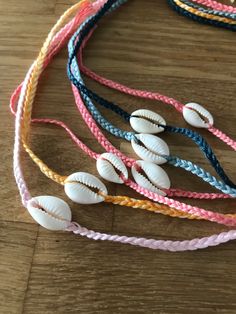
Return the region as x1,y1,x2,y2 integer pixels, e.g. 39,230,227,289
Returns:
167,155,236,197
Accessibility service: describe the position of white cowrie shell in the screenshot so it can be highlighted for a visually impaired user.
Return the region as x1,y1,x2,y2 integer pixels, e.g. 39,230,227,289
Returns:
132,161,170,196
64,172,108,204
27,196,72,231
130,109,166,134
183,103,214,128
96,153,128,184
131,134,169,164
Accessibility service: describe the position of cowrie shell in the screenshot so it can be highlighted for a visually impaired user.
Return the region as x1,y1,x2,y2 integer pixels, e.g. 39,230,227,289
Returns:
131,134,169,164
96,153,128,184
27,196,72,231
64,172,108,204
183,103,214,128
132,161,170,196
130,109,166,134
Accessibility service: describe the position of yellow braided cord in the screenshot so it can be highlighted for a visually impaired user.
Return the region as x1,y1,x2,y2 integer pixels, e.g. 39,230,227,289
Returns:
22,142,67,185
174,0,236,24
104,195,236,220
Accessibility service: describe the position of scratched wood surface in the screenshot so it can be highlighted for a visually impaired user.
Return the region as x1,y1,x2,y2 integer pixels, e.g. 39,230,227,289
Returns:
1,0,236,313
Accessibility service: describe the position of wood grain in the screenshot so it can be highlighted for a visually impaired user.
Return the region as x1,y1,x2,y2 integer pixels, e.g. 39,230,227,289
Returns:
1,0,236,313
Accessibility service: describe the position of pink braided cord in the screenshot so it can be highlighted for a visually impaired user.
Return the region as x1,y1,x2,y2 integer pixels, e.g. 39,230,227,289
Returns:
78,40,184,113
208,126,236,151
78,26,236,151
12,0,236,251
190,0,236,13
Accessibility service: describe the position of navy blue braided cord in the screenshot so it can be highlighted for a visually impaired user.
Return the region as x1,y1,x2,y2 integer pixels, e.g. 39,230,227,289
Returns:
167,0,236,31
162,125,236,188
68,0,131,122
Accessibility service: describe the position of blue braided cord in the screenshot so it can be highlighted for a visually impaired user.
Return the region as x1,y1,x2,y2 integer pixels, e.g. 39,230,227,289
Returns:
166,155,236,197
162,125,236,189
68,0,131,122
167,0,236,31
180,0,236,19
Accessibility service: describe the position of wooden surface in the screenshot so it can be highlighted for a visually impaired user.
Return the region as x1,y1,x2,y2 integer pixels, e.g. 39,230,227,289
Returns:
1,0,236,313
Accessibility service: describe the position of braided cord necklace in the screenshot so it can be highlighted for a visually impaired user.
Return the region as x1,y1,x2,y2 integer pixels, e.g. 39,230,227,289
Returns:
14,0,235,225
11,0,236,229
67,0,236,192
14,1,236,251
13,0,236,251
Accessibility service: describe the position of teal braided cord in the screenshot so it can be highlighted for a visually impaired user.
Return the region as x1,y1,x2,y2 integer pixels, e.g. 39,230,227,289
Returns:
167,155,236,197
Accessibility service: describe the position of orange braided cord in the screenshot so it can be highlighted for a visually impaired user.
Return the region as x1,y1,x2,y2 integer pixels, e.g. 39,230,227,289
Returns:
20,0,90,184
104,195,201,220
104,195,236,220
22,142,67,185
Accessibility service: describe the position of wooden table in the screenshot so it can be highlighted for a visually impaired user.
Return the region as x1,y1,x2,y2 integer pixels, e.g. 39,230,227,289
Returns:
1,1,236,313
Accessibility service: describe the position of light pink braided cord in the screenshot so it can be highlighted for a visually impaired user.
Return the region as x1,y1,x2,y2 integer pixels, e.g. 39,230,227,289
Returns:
13,64,36,207
67,223,236,252
78,28,236,151
12,0,236,251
